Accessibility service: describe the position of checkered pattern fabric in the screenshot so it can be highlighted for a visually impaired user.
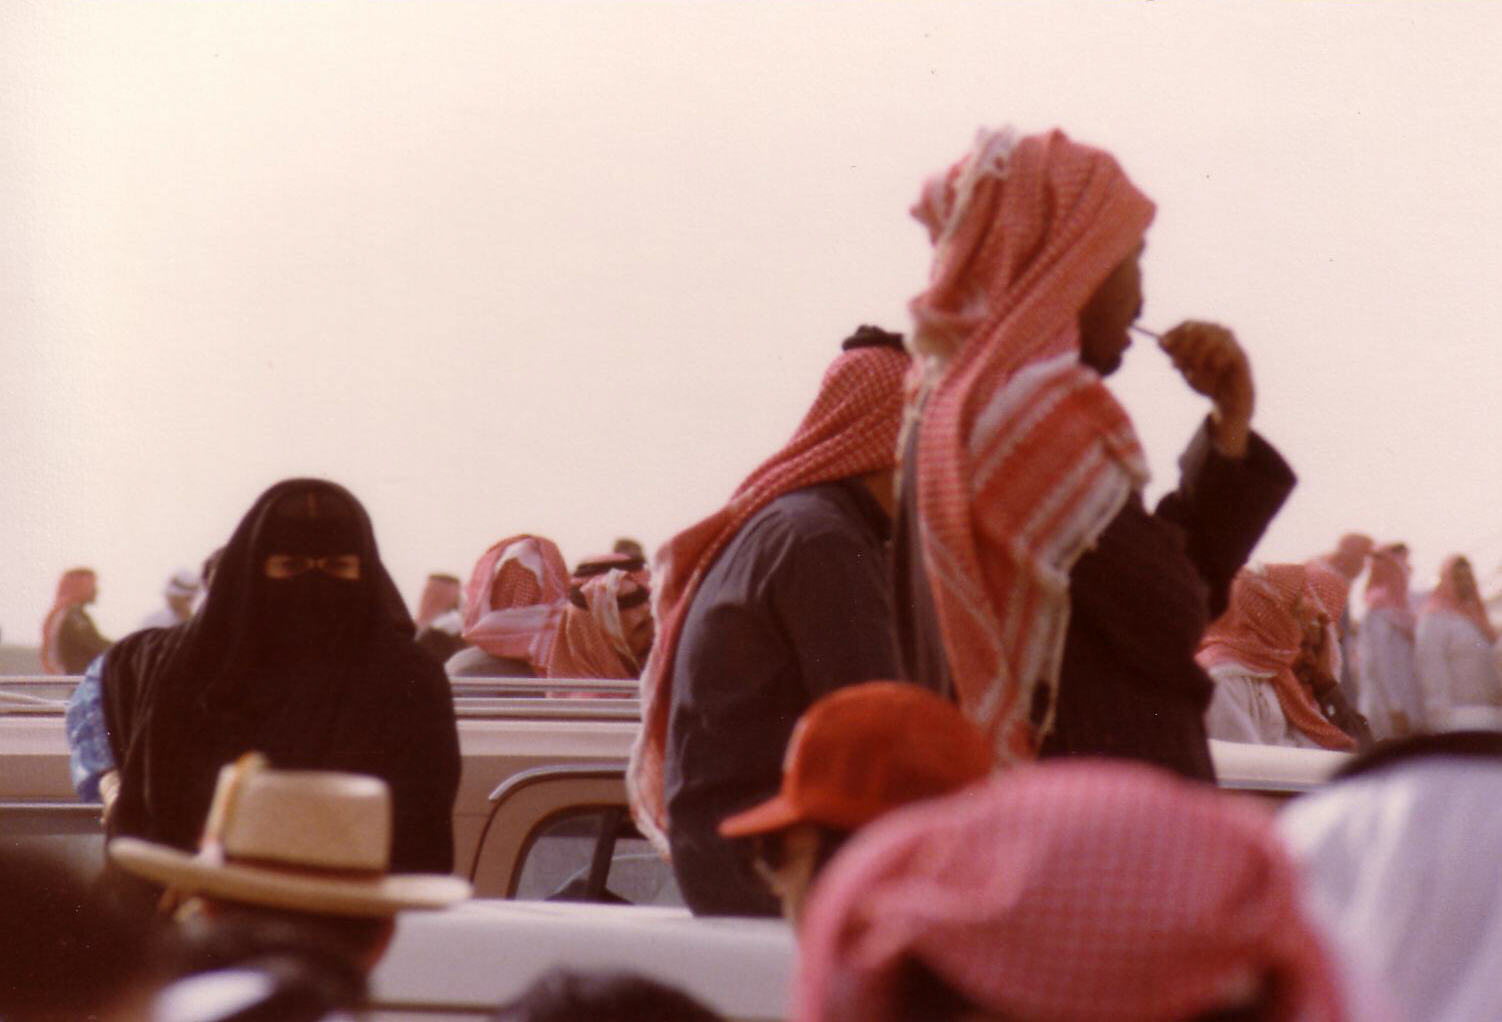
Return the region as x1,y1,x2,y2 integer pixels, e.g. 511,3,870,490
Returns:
907,128,1155,762
627,344,910,852
796,761,1353,1022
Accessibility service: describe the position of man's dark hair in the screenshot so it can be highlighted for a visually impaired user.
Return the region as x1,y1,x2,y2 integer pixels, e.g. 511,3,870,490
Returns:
891,957,1279,1022
490,968,725,1022
612,538,646,561
0,847,165,1019
187,901,392,981
1334,728,1502,781
841,324,906,353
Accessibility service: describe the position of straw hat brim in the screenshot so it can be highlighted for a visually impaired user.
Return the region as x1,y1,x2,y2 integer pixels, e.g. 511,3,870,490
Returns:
108,837,472,918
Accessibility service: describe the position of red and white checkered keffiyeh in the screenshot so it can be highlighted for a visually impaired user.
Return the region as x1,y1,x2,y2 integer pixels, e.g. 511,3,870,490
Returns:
626,344,910,851
1197,564,1356,751
546,566,651,680
908,127,1154,762
1421,554,1497,644
460,535,570,673
414,574,461,630
795,761,1355,1022
1305,561,1353,629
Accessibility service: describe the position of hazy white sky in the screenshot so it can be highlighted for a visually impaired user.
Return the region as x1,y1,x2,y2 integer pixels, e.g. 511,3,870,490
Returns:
3,1,1500,644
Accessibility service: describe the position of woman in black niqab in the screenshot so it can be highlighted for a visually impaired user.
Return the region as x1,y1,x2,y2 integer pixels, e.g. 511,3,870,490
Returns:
102,479,461,873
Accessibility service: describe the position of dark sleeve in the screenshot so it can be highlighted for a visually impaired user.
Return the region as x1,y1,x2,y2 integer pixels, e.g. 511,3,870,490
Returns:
1154,420,1296,620
59,611,113,670
386,654,462,874
770,528,900,699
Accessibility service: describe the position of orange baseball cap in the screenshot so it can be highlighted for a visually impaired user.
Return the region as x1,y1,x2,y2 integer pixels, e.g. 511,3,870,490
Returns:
718,681,995,839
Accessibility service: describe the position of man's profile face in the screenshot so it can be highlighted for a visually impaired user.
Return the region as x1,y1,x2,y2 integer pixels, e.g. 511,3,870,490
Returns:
1077,243,1145,377
617,580,655,661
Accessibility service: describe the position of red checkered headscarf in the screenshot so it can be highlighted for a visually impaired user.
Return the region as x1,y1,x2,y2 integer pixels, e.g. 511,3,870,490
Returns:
414,573,461,629
1422,554,1497,643
1197,564,1356,752
40,567,99,675
795,761,1355,1022
1363,544,1414,636
1304,562,1352,634
460,535,571,673
627,340,910,852
908,128,1154,762
1305,534,1372,627
547,560,653,680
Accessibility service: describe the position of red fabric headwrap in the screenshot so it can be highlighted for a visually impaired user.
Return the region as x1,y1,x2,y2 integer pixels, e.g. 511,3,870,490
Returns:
460,535,570,673
1422,554,1497,644
414,574,461,629
907,127,1155,762
1197,564,1356,752
795,761,1355,1022
547,565,652,681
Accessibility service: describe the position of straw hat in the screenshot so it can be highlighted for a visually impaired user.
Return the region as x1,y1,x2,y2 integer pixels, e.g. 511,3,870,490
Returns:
109,755,471,918
719,681,994,838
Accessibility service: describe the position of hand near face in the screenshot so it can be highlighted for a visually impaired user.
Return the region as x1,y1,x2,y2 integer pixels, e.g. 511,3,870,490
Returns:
1158,321,1255,458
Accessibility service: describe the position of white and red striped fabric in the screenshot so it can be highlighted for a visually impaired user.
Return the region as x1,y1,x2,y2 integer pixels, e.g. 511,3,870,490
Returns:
626,344,910,852
1197,564,1356,752
1305,562,1353,629
547,568,649,680
414,574,461,630
907,127,1155,762
459,535,570,672
1421,554,1497,643
795,761,1356,1022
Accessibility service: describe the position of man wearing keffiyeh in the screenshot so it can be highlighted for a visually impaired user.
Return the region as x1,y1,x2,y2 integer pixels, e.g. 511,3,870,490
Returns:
894,127,1297,779
628,326,911,916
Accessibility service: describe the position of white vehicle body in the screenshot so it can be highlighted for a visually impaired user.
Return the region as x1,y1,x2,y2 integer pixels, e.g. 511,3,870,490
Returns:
3,674,1351,1021
0,675,640,874
372,901,794,1022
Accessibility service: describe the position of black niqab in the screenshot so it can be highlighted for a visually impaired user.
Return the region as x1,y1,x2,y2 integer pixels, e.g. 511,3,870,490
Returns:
103,479,460,873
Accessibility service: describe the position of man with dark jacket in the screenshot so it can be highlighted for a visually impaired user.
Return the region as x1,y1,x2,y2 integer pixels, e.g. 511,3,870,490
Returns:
628,327,912,915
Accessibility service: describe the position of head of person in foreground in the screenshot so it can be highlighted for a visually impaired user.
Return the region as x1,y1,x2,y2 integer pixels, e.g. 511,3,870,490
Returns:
490,968,726,1022
108,754,471,987
794,760,1359,1022
718,681,993,927
1280,730,1502,1022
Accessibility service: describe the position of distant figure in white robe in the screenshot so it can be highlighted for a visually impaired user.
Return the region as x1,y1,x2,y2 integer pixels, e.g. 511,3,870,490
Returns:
1356,543,1422,739
1415,555,1502,731
137,569,200,630
1305,533,1372,705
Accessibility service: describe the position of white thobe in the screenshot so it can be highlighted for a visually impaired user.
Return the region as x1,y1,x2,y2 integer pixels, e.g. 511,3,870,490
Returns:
1204,662,1323,749
1414,610,1502,731
1355,608,1422,739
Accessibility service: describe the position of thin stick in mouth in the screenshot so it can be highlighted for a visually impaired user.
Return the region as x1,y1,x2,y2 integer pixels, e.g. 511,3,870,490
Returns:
1129,324,1162,341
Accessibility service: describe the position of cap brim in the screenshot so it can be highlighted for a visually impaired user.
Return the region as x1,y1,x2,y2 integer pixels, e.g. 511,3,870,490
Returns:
108,838,472,918
717,793,807,839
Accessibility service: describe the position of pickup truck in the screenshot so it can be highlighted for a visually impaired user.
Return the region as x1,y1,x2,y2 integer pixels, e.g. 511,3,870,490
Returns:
1,674,1349,1021
0,674,640,876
